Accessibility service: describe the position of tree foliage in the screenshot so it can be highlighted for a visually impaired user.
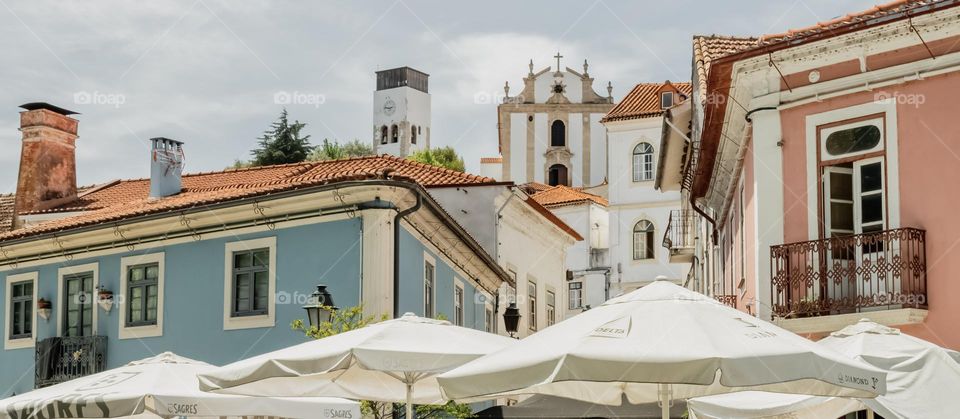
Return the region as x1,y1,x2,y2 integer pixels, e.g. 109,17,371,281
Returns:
407,146,465,172
308,138,375,161
250,108,313,166
292,306,473,419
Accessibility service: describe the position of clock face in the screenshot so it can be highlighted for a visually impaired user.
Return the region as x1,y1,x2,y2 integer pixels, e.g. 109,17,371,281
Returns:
383,98,396,116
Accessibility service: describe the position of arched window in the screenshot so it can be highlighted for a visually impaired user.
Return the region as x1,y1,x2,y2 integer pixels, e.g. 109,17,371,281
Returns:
547,164,568,186
633,142,655,182
411,125,417,144
390,124,399,143
633,220,655,260
550,120,565,147
380,126,389,145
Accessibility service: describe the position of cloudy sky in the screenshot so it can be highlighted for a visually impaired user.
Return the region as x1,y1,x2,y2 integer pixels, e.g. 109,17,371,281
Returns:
0,0,878,192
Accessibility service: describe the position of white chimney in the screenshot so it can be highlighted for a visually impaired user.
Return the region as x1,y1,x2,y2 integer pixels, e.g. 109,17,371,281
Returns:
149,137,184,198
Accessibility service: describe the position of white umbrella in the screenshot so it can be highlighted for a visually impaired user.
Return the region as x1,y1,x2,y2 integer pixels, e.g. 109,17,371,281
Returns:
198,312,516,419
437,280,886,419
0,352,359,419
688,319,960,419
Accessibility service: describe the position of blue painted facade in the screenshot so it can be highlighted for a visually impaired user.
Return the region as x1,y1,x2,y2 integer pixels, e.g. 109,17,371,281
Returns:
0,214,486,396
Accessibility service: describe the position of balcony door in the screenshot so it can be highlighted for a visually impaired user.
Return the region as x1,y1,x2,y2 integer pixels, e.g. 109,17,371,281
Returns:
63,273,94,337
823,158,885,239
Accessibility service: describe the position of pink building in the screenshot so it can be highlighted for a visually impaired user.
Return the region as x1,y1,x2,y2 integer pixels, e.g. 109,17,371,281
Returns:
659,0,960,348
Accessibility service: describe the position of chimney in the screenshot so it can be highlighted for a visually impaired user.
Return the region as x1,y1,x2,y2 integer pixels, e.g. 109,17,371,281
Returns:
14,102,80,216
149,137,184,198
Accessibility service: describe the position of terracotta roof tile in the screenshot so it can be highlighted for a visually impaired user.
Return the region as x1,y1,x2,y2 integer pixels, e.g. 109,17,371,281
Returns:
692,36,758,104
1,155,497,241
0,194,14,234
530,185,608,208
480,157,502,164
601,81,692,122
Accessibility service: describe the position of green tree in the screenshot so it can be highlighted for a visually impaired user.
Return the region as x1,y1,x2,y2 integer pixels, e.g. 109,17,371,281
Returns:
251,108,313,166
308,138,375,161
407,146,465,172
292,307,472,419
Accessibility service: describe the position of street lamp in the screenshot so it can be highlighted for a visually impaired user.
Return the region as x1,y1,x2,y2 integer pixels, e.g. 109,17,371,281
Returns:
303,284,338,328
503,303,521,339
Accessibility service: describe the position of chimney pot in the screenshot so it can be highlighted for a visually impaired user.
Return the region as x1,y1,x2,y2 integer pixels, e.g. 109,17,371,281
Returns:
14,102,80,220
149,137,184,198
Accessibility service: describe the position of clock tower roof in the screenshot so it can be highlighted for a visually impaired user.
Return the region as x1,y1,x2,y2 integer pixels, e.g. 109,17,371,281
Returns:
375,66,429,94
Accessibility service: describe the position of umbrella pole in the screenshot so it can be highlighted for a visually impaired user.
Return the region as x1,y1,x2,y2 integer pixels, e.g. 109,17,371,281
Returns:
406,382,414,419
658,383,671,419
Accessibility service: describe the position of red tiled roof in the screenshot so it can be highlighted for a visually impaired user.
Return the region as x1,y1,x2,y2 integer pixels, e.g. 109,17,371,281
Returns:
480,157,502,164
0,194,14,234
1,155,497,241
601,82,692,122
692,36,759,103
530,185,608,208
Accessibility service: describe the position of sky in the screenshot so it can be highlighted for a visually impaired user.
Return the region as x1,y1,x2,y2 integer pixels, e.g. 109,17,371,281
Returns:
0,0,879,193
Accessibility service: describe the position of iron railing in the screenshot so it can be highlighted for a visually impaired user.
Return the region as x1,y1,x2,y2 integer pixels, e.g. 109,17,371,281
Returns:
715,295,737,308
35,336,107,388
770,228,927,319
663,209,695,251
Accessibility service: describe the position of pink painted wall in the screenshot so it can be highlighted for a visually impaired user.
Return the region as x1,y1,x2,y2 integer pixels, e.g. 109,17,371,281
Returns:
777,71,960,349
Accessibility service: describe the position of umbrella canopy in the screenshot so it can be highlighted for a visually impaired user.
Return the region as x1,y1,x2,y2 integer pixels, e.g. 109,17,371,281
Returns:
438,281,886,412
198,312,516,418
476,394,688,418
688,319,960,419
0,352,359,419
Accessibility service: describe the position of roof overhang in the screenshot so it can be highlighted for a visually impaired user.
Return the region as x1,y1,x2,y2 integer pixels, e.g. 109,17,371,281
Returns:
656,100,692,192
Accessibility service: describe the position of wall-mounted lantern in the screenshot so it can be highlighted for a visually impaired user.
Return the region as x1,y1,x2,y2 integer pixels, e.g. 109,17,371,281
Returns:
503,303,521,339
36,298,52,322
303,284,338,328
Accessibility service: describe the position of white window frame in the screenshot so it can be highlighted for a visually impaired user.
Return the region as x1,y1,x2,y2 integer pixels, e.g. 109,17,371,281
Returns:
632,142,655,182
57,262,99,337
484,302,494,333
527,278,537,332
5,272,38,350
454,278,465,326
223,237,276,330
545,288,556,327
568,281,583,310
819,118,884,161
633,220,656,260
661,91,674,109
423,252,436,318
118,253,165,340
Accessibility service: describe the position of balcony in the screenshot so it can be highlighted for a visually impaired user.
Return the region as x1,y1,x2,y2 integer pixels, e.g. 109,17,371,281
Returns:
662,210,695,263
770,228,928,334
35,336,107,388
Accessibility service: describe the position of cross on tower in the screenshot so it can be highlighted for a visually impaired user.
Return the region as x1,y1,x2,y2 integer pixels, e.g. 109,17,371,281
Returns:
554,52,563,71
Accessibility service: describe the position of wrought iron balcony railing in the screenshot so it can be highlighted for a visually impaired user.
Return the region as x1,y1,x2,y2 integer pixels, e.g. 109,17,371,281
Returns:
770,228,927,319
35,335,107,388
663,210,695,251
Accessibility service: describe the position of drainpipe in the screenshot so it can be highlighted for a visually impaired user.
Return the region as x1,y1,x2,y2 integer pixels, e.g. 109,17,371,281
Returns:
494,187,519,261
393,193,422,318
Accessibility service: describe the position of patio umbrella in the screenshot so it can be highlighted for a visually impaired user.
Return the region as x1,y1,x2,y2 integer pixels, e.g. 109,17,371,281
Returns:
437,280,886,419
687,319,960,419
198,312,516,419
0,352,359,419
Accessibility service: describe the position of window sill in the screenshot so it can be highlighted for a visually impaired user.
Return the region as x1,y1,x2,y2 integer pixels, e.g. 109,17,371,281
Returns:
4,336,34,350
224,313,275,331
118,324,163,340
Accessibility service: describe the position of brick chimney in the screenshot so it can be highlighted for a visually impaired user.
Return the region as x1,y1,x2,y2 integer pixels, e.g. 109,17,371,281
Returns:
14,103,80,216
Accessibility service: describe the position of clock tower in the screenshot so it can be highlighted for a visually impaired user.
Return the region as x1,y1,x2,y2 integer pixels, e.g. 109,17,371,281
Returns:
373,66,431,157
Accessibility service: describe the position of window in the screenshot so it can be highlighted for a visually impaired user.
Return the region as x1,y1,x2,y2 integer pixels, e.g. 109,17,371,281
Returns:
547,164,569,186
825,125,881,157
550,120,565,147
484,306,494,333
223,237,276,330
119,253,165,339
390,124,399,143
454,284,464,326
661,91,674,109
568,281,583,310
232,248,270,317
546,290,556,327
418,126,422,135
5,272,37,349
633,142,655,182
424,258,435,318
57,263,99,338
633,220,655,260
380,126,388,145
527,280,537,331
411,125,418,144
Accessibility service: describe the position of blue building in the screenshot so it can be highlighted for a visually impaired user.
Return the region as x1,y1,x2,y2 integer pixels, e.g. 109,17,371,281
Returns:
0,104,511,396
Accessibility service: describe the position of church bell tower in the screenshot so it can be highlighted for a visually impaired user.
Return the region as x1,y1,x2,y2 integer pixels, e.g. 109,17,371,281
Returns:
372,67,431,157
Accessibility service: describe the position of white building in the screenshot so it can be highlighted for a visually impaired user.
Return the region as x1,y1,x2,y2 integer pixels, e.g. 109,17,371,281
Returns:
429,184,579,336
524,183,609,314
600,82,692,294
372,67,431,157
482,55,615,187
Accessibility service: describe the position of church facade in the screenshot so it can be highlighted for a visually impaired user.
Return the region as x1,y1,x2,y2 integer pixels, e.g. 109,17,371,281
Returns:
485,55,615,188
